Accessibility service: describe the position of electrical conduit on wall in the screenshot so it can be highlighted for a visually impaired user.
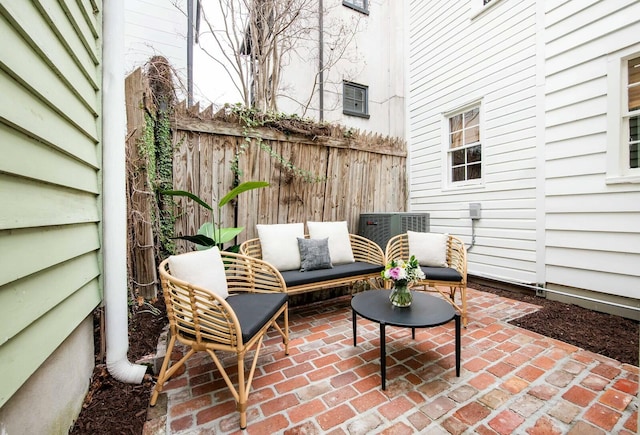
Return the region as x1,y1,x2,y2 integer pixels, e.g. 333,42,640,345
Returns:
102,0,147,384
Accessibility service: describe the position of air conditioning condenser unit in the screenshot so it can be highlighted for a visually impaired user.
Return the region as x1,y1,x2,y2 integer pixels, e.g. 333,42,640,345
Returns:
358,212,430,250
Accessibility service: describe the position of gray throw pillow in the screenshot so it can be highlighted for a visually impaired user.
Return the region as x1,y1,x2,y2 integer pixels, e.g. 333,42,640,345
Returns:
297,237,333,272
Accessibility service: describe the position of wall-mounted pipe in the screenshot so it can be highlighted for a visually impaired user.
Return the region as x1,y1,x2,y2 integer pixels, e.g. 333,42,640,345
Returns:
102,0,147,384
318,0,324,121
467,203,481,251
187,0,194,106
467,219,477,251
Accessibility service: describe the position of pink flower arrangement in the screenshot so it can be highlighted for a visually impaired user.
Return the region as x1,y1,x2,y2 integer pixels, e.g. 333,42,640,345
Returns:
381,255,425,287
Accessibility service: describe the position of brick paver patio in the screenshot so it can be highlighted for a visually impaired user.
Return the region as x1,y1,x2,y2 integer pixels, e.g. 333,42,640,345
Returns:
143,288,639,434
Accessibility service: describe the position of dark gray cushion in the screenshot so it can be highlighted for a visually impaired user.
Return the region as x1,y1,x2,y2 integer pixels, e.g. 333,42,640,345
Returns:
280,261,383,287
226,293,288,343
297,237,333,271
420,266,462,282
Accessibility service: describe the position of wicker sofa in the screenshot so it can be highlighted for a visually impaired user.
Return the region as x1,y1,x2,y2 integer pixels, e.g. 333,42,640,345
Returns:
385,233,468,326
240,233,385,295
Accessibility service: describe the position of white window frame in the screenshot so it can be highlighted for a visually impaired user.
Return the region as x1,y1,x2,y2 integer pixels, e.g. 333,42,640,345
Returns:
606,47,640,184
442,101,484,189
469,0,502,19
343,0,368,15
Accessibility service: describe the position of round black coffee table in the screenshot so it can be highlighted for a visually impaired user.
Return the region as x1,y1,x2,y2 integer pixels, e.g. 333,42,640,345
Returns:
351,289,461,389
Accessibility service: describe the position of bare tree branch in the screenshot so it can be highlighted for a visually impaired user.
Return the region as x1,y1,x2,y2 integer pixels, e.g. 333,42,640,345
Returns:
176,0,361,114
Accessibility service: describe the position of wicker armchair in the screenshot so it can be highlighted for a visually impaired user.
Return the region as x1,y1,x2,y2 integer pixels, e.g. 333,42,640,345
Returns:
151,250,289,430
385,233,468,326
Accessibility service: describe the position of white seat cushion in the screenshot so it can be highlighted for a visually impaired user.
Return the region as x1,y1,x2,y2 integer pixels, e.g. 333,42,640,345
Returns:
167,247,229,299
407,231,448,267
257,223,305,271
307,221,355,265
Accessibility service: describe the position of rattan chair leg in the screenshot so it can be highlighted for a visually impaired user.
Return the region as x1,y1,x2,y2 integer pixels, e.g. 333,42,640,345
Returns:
204,346,256,430
151,336,195,406
284,310,289,354
150,334,176,406
460,286,468,327
237,352,247,429
271,308,290,355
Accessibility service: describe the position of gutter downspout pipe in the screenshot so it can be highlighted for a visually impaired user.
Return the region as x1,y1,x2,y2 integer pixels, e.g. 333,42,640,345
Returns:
187,0,194,106
318,0,324,121
102,0,147,384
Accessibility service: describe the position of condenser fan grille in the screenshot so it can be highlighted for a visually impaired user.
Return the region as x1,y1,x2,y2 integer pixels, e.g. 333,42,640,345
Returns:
358,213,430,250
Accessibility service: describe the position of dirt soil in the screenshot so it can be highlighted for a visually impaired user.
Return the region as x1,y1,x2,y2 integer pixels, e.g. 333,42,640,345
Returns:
69,299,167,435
472,282,639,366
69,283,638,434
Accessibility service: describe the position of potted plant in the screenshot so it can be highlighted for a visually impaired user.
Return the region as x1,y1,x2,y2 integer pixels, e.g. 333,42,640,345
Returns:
162,180,268,251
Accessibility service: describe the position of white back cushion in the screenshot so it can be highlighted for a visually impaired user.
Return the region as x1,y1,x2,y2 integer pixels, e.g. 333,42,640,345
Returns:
307,221,355,265
407,231,448,267
167,247,229,299
257,223,305,271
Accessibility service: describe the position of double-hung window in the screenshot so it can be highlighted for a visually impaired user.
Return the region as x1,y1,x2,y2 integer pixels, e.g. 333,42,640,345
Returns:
606,52,640,182
626,56,640,170
447,105,482,184
343,82,369,118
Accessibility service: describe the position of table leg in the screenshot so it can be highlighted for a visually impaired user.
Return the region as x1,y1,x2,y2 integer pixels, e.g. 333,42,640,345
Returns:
380,321,386,390
412,327,415,339
352,309,357,346
455,313,461,377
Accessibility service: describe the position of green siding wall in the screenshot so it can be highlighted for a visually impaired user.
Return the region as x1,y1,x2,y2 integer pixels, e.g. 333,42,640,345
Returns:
0,0,102,407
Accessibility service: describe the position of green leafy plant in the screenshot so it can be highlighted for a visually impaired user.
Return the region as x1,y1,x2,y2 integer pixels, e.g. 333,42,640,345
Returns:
228,103,326,183
162,180,269,251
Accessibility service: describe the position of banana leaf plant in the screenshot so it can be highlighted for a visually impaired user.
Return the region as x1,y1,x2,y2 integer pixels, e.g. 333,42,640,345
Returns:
162,181,269,251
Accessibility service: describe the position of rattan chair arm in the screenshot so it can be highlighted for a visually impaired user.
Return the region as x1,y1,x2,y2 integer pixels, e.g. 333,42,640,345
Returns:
221,251,287,294
349,233,385,264
447,236,467,280
239,238,263,259
384,233,410,264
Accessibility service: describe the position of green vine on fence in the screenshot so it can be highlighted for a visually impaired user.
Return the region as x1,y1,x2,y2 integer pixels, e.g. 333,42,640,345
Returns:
154,108,176,259
228,104,327,183
140,108,176,260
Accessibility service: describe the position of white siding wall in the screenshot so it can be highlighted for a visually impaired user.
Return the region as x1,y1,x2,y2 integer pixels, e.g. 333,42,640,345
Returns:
124,0,188,76
543,0,640,300
408,0,540,285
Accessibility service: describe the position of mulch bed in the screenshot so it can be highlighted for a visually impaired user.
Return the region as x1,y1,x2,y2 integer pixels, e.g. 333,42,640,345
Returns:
69,299,167,435
468,281,639,366
69,283,638,434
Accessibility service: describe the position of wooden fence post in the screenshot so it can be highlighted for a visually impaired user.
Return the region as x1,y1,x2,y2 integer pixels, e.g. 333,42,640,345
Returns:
125,68,158,300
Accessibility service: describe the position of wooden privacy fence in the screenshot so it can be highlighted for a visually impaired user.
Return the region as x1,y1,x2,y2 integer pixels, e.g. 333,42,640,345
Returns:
171,104,409,253
125,64,408,299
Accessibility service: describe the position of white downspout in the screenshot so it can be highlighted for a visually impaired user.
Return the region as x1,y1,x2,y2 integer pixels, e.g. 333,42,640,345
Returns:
102,0,147,384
